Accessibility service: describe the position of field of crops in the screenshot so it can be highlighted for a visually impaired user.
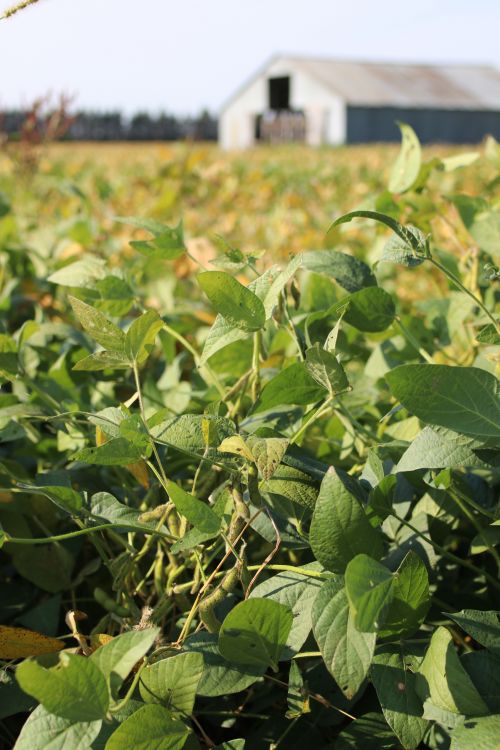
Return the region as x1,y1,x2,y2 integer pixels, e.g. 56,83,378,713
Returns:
0,131,499,750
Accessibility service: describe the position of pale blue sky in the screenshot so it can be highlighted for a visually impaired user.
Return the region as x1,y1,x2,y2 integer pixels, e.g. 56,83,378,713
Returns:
1,0,499,115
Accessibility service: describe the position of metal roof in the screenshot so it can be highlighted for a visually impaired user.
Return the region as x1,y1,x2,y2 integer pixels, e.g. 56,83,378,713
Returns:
221,55,500,111
294,57,500,109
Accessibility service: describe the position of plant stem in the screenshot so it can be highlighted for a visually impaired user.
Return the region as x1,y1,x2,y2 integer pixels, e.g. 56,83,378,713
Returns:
428,257,499,333
251,330,262,401
289,396,333,445
162,321,226,399
395,316,434,363
5,524,175,545
394,514,500,591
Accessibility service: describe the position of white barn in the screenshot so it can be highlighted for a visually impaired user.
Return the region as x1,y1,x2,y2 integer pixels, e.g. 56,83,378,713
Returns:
219,55,500,149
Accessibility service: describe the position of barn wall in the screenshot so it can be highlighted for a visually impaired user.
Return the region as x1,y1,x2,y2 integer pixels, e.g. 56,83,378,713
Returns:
346,106,500,143
219,57,346,149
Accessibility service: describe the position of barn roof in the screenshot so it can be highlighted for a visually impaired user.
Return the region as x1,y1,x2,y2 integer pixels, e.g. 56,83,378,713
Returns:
293,57,500,109
221,55,500,111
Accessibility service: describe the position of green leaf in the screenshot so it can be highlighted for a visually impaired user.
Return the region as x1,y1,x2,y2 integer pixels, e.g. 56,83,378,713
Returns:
371,645,427,750
218,599,293,672
245,434,289,480
75,438,143,466
335,712,399,750
139,652,204,714
379,227,427,267
198,272,265,332
73,350,130,371
16,652,109,722
250,564,323,655
328,210,426,253
90,628,159,697
388,122,422,193
416,626,489,716
104,704,190,750
90,492,168,535
213,742,245,750
16,484,83,514
446,610,500,655
333,287,396,332
254,362,325,412
450,715,500,750
312,578,375,698
262,252,303,317
125,311,164,365
461,650,500,712
345,555,395,632
386,364,500,441
183,633,263,697
305,343,349,395
48,256,107,288
286,660,310,718
68,296,125,352
378,551,430,638
165,480,221,534
302,249,377,293
309,468,383,573
476,324,500,345
115,216,185,259
13,705,102,750
261,463,318,511
396,426,491,472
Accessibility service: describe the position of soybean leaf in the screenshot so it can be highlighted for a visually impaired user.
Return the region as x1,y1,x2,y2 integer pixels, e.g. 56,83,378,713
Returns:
183,633,263,697
75,438,143,466
261,463,319,512
68,296,125,352
416,626,489,716
0,625,63,660
48,256,106,288
125,310,164,365
73,350,130,371
328,210,426,253
302,249,377,293
16,652,109,722
286,660,310,718
450,715,500,750
333,287,396,333
309,468,383,573
198,272,265,332
16,484,83,514
312,578,375,698
245,434,289,480
13,705,102,750
166,480,221,534
371,645,427,750
446,610,500,655
218,599,292,672
305,343,349,395
254,362,325,412
139,652,204,714
386,364,500,441
90,492,167,535
476,324,500,345
396,426,492,472
104,704,190,750
263,252,303,317
334,712,399,749
388,122,422,194
345,555,395,632
250,563,324,656
90,628,159,697
378,551,430,638
461,650,500,712
380,228,427,267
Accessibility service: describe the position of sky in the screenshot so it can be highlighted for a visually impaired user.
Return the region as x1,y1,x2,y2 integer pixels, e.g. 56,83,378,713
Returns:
1,0,500,115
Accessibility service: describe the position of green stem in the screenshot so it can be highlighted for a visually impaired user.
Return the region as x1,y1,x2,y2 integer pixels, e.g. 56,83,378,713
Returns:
251,330,262,401
5,524,175,545
110,658,148,714
162,321,226,399
428,258,499,333
289,396,333,445
448,488,500,572
395,316,434,364
394,514,500,591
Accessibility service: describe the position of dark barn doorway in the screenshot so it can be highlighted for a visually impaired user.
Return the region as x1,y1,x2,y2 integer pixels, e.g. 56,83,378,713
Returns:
269,76,290,111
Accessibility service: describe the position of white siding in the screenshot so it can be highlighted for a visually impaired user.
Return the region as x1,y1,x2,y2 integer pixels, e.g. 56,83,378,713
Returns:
219,57,346,149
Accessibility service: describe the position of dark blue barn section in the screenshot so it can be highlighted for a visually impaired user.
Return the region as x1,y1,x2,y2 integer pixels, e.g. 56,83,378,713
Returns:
346,106,500,144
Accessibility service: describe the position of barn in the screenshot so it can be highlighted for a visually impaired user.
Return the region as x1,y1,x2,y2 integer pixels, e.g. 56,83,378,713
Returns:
219,55,500,149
